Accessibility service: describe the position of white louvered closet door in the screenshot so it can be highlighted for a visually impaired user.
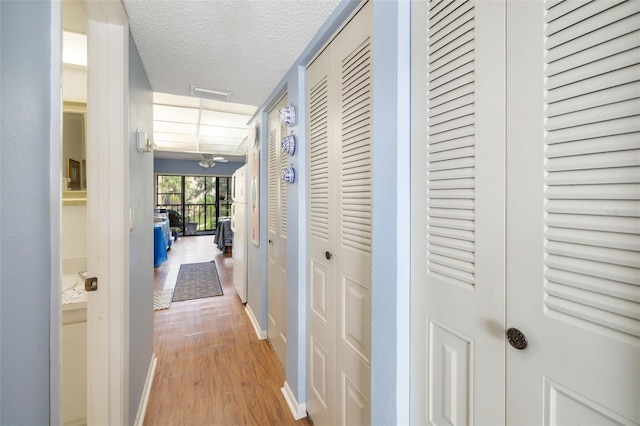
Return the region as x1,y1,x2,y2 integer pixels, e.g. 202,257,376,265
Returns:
410,0,507,424
307,40,336,426
333,4,373,425
506,1,640,423
307,2,373,425
267,94,288,368
411,0,640,424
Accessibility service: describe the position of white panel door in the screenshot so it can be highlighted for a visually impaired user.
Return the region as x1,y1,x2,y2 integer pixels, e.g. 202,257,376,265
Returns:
307,2,373,425
506,1,640,423
410,1,507,424
267,94,288,368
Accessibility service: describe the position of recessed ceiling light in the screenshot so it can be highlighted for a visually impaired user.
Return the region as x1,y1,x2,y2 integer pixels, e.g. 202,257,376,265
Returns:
190,85,232,101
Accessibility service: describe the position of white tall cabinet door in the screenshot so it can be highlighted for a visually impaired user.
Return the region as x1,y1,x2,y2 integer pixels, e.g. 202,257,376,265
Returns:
267,94,289,368
410,1,507,424
506,2,640,424
307,2,373,425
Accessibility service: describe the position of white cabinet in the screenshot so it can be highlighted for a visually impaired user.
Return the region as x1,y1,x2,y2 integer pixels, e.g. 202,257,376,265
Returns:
62,306,87,426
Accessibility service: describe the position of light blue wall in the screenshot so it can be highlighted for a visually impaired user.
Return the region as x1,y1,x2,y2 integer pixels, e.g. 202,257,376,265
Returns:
370,1,411,424
0,1,53,423
247,0,363,406
128,33,154,425
154,158,244,176
246,1,412,416
246,114,267,332
249,1,411,422
284,67,305,402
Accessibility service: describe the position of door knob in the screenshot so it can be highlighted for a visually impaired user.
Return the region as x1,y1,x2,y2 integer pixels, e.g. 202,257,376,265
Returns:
84,276,98,292
325,251,333,260
506,328,528,350
268,239,273,244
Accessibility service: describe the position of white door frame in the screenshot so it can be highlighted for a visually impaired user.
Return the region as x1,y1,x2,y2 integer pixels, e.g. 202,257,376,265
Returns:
49,2,63,423
86,2,130,424
50,1,130,424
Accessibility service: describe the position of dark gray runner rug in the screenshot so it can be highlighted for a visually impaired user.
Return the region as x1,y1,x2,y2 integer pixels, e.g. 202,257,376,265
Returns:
172,261,223,302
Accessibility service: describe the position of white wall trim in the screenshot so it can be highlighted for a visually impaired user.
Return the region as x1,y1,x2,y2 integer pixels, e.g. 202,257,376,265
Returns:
281,381,307,420
133,354,157,426
49,1,63,424
86,7,130,425
245,304,267,340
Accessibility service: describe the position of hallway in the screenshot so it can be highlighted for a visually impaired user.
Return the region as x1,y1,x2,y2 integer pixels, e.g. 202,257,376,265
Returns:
146,236,310,425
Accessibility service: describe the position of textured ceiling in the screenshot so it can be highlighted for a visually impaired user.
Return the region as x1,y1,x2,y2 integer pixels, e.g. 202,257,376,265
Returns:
123,0,342,107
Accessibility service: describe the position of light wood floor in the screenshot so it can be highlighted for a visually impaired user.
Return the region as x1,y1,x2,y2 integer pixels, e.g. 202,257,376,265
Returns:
145,235,310,426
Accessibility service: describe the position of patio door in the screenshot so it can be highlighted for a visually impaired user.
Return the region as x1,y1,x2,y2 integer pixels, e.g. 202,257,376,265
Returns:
156,175,232,233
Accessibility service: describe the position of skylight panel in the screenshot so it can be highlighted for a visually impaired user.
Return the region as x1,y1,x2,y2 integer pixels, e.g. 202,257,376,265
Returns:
154,105,199,124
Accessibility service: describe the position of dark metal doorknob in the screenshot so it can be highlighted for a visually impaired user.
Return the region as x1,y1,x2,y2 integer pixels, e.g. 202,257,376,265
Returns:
325,251,332,260
84,276,98,292
506,328,528,350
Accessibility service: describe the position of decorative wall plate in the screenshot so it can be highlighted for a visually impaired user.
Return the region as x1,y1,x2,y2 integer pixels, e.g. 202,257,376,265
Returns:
282,167,296,184
250,124,258,147
281,134,296,156
279,104,296,127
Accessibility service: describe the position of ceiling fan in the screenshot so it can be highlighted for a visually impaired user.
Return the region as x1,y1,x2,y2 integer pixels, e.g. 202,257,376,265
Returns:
198,154,228,168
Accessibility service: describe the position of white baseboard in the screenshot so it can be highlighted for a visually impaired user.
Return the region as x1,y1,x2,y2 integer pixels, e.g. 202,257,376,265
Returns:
281,381,307,420
134,353,157,426
245,304,267,340
63,418,87,426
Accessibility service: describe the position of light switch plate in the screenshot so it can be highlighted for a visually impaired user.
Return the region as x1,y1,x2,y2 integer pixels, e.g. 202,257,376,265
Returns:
136,129,151,153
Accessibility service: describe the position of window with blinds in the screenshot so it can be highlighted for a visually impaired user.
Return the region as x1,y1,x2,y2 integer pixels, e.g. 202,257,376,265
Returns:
543,0,640,338
426,0,476,287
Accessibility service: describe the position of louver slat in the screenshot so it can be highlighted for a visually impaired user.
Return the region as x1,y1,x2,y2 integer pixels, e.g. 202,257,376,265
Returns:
309,77,330,241
280,122,288,238
545,0,634,46
544,1,640,339
341,39,372,254
546,13,639,63
268,129,277,233
427,0,476,286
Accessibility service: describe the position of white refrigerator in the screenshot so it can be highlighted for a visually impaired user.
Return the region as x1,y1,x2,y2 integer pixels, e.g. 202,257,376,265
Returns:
231,165,248,303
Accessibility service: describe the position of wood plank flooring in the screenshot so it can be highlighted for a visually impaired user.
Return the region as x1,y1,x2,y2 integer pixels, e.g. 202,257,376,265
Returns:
145,235,310,426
